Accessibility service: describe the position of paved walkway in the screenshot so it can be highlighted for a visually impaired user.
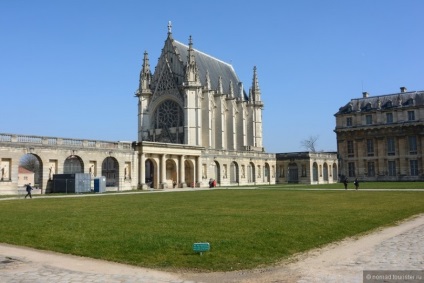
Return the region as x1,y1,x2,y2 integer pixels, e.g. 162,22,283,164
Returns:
0,244,188,283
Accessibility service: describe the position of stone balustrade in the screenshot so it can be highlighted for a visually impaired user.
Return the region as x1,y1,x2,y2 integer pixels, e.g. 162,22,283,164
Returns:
0,133,133,150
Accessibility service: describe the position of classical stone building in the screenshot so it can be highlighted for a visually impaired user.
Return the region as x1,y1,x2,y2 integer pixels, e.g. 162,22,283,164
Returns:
134,24,276,189
335,87,424,181
276,152,338,184
0,24,277,194
0,134,137,194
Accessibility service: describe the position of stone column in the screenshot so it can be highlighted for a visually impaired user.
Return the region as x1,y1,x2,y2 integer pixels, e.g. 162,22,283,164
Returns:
139,153,147,189
160,154,167,189
179,155,186,188
398,137,407,176
196,156,202,187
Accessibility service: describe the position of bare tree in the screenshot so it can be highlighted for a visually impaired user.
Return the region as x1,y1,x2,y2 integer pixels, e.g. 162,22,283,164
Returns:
301,135,319,152
20,154,40,174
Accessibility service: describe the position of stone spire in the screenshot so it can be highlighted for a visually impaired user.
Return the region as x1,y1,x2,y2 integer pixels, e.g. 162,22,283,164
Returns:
238,82,243,101
184,35,200,84
228,80,234,99
204,70,211,90
139,51,152,93
250,66,261,102
217,76,223,94
167,21,174,39
167,21,172,34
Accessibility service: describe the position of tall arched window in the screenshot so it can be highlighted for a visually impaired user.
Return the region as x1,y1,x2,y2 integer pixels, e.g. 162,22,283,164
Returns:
152,100,184,143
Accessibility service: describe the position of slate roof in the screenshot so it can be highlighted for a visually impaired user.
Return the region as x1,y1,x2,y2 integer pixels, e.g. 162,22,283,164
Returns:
173,40,248,100
335,90,424,115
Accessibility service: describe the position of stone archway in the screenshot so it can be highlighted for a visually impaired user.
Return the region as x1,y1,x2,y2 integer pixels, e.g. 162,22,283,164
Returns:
185,160,195,187
264,163,271,183
102,157,119,187
64,155,83,174
166,159,177,188
288,162,298,183
248,162,256,183
209,160,220,185
323,163,329,181
145,159,157,189
313,162,319,182
19,153,43,190
333,163,338,182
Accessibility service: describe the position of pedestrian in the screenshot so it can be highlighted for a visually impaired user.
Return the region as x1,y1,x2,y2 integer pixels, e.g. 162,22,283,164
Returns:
25,183,33,199
209,178,213,188
343,178,348,190
354,178,359,190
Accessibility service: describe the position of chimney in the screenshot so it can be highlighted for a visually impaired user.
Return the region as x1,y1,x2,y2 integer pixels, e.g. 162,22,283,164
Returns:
362,92,369,98
400,87,407,93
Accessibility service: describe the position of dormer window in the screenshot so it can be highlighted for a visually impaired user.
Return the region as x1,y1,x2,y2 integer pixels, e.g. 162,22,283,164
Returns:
403,98,414,107
365,103,372,111
385,100,393,108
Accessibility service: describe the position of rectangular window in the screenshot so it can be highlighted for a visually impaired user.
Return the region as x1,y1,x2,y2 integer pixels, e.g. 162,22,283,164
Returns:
367,162,375,177
410,160,419,176
347,140,354,157
346,117,352,127
386,112,393,124
387,137,395,156
408,136,417,154
366,115,373,125
388,161,396,176
348,162,355,177
408,111,415,121
367,139,374,156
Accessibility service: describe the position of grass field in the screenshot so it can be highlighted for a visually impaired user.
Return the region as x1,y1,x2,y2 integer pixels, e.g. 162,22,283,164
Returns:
1,186,424,271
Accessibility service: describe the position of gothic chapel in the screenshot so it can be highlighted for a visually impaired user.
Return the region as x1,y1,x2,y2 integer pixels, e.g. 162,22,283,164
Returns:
134,24,276,189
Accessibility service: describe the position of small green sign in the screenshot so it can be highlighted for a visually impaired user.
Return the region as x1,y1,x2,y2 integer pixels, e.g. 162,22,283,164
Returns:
193,242,210,255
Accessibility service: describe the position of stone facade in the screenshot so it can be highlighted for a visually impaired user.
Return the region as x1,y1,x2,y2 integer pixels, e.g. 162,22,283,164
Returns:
0,24,276,195
0,134,137,194
276,152,338,184
335,87,424,181
134,24,276,189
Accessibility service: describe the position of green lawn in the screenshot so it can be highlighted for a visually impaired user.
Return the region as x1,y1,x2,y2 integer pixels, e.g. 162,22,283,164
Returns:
1,188,424,271
263,181,424,190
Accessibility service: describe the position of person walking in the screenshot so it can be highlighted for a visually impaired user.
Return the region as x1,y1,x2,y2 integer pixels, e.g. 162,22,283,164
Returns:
25,183,33,199
343,178,348,190
354,178,359,190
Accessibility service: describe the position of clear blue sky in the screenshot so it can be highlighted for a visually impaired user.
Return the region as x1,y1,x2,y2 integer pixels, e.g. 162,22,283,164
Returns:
1,0,423,153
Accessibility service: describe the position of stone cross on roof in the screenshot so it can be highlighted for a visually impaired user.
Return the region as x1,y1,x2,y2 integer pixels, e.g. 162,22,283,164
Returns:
167,21,172,34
